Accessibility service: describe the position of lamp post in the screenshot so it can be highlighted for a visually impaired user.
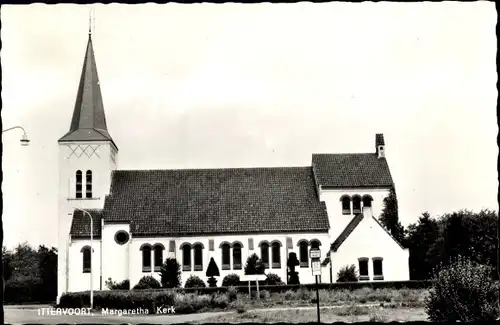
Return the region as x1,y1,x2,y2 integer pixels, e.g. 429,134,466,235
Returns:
2,126,30,146
74,207,93,310
1,125,30,311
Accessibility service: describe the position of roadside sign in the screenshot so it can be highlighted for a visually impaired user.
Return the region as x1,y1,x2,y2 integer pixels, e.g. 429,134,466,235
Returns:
309,248,321,259
311,260,321,276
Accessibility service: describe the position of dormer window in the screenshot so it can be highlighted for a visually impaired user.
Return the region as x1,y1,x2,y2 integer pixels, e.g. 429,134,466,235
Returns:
76,170,83,198
341,195,351,215
86,170,92,198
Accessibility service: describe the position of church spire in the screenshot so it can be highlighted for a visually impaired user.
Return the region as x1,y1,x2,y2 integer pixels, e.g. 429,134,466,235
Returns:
59,27,117,149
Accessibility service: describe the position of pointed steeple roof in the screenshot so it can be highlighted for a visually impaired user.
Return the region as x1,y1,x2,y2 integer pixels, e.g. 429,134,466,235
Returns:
59,31,117,150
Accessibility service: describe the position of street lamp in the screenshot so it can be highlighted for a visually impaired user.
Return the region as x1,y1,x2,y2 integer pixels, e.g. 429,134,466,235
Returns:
2,126,30,146
73,207,94,310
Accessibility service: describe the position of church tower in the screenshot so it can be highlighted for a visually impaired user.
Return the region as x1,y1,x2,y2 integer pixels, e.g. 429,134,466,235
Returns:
57,28,118,301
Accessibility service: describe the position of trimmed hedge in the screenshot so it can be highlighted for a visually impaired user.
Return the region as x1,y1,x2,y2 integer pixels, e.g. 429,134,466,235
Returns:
59,290,229,314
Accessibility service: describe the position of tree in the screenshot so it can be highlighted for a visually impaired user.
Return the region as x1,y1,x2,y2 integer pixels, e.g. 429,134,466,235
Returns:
37,246,58,301
405,212,440,280
244,253,265,275
159,258,181,288
378,187,405,245
2,246,13,281
10,242,40,278
205,257,220,287
336,264,358,282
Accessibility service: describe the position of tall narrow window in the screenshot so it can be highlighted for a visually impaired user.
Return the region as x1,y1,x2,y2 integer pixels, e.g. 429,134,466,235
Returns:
81,246,91,273
233,242,242,270
76,170,83,198
298,240,309,267
358,257,369,281
373,257,384,280
194,243,203,271
221,243,231,270
154,244,164,271
260,242,270,269
271,241,281,269
362,195,373,208
181,244,191,271
248,238,254,251
341,196,351,215
85,170,92,198
141,244,152,272
352,195,361,214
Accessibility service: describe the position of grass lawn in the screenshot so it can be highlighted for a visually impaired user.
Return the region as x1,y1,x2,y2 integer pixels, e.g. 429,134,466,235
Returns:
195,305,429,323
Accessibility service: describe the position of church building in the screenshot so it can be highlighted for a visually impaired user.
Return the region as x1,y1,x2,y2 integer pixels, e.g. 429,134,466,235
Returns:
57,31,409,301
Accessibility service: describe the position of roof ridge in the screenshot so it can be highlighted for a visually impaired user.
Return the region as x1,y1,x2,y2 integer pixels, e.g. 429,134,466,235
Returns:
113,166,313,172
312,152,376,156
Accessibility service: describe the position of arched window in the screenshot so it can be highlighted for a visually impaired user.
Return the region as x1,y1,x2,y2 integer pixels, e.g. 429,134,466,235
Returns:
341,195,351,215
76,170,83,198
86,170,92,198
153,244,165,271
181,243,192,271
352,195,361,214
298,240,309,268
310,239,321,249
193,243,204,271
81,246,91,273
233,242,242,270
362,195,373,208
140,244,152,272
260,242,270,269
271,241,281,269
221,242,231,270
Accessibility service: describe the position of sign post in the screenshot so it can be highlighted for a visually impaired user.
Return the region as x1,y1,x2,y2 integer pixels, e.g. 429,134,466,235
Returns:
309,248,322,323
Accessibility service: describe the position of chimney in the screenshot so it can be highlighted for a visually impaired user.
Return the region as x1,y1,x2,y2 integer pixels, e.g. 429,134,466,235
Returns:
375,134,385,158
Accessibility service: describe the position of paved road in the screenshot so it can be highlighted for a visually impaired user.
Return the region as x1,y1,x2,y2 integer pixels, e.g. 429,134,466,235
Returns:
4,303,385,324
4,305,231,324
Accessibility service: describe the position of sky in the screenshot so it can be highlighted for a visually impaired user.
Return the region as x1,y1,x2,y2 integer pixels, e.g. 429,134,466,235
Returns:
1,2,497,249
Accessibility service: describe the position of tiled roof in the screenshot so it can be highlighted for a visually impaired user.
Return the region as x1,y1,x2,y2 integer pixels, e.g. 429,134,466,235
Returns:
330,213,364,252
70,209,103,238
58,33,117,149
98,167,329,236
312,153,393,188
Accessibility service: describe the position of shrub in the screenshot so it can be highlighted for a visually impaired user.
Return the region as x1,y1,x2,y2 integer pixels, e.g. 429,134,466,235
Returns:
265,273,285,285
260,289,271,300
296,287,313,301
206,257,220,288
222,274,240,287
211,292,229,309
184,275,206,288
425,255,500,322
227,286,238,301
337,264,358,282
133,276,161,290
244,253,265,275
105,278,130,290
160,258,181,288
